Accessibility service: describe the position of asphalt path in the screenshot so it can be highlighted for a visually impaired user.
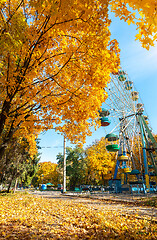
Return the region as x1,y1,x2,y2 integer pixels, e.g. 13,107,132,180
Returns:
30,191,157,222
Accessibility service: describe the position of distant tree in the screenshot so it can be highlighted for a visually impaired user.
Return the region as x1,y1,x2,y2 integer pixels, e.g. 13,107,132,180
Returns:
85,138,116,185
34,162,60,187
128,133,157,181
57,146,86,190
0,137,40,192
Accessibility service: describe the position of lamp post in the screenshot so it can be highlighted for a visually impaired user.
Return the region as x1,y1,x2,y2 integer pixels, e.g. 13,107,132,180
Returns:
63,136,66,193
40,131,66,192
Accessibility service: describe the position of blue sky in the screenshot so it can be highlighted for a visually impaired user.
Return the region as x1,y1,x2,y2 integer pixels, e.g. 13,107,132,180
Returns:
39,13,157,163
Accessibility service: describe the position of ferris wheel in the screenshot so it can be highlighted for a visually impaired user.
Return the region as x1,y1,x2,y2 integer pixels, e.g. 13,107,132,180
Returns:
99,70,157,193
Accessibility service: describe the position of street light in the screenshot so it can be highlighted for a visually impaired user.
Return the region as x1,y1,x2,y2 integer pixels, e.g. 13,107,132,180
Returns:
63,136,66,193
40,130,67,193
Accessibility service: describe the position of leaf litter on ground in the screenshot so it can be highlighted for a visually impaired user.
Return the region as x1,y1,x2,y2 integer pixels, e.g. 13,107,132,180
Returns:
0,193,156,239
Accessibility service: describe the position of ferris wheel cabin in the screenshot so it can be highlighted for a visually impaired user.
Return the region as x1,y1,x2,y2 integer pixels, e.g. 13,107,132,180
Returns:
99,70,157,194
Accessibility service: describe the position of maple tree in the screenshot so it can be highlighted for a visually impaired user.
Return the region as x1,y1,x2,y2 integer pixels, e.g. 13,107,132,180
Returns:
0,0,120,161
110,0,157,49
35,161,59,186
85,137,116,185
0,0,156,163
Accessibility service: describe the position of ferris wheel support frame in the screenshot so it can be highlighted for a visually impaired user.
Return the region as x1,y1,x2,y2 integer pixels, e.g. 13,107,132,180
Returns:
113,119,130,184
101,69,157,193
141,115,157,156
112,112,157,191
138,115,150,189
141,121,157,176
140,115,157,181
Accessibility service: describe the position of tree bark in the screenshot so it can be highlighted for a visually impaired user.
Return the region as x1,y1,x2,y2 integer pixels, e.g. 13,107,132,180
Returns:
14,177,18,193
7,179,12,193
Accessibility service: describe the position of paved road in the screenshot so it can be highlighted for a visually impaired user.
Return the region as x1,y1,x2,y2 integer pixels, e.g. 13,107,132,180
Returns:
30,191,157,222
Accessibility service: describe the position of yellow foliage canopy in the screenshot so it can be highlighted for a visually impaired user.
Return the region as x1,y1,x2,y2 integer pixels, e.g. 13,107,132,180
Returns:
110,0,157,49
0,0,120,150
36,161,59,185
0,0,156,155
85,137,116,183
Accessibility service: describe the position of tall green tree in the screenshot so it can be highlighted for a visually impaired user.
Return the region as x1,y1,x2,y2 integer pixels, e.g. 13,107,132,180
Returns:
57,146,87,190
0,138,40,192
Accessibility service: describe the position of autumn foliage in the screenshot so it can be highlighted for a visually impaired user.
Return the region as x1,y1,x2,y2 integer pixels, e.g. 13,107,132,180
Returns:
110,0,157,49
55,140,116,188
0,0,120,161
0,0,157,161
35,162,59,186
85,137,116,185
0,0,156,169
0,193,156,239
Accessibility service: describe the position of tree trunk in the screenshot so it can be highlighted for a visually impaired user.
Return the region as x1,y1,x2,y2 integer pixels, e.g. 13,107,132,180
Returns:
0,99,11,135
7,172,16,193
7,179,12,193
14,177,18,193
0,146,6,162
